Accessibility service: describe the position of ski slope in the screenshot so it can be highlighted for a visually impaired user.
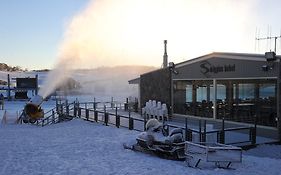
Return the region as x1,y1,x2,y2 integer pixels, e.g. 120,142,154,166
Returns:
0,118,281,175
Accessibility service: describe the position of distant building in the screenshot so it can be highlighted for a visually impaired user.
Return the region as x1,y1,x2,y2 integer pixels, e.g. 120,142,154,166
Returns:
130,52,281,141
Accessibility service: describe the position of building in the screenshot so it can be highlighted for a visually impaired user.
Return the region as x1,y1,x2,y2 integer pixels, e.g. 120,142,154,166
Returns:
130,52,281,141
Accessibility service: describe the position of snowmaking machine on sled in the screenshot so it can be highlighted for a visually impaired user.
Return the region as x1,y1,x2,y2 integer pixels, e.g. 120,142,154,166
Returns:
124,119,186,160
20,95,45,124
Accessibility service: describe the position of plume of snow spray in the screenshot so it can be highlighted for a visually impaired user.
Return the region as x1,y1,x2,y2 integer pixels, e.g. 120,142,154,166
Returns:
39,0,255,98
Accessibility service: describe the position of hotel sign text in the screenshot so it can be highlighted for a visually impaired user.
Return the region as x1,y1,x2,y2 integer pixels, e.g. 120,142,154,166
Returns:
200,61,235,77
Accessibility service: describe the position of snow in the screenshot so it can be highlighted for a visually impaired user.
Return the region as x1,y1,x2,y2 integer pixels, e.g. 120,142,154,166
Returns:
0,116,281,174
0,97,280,175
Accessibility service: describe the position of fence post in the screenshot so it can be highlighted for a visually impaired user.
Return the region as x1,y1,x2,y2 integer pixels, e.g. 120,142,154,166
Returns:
86,109,89,121
94,111,98,122
202,120,207,142
94,98,96,111
52,110,55,123
56,98,58,112
185,118,188,141
115,107,119,128
220,118,225,144
125,98,128,111
129,117,134,130
111,97,114,109
74,103,77,117
251,115,257,145
199,120,202,142
144,112,147,131
66,100,69,116
105,113,109,126
78,108,81,118
116,115,120,128
42,119,44,127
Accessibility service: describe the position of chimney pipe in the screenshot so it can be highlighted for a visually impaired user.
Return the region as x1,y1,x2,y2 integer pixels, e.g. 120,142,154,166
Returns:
163,40,168,68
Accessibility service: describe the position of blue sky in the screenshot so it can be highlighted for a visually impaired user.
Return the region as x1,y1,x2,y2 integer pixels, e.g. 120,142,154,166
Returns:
0,0,281,70
0,0,89,70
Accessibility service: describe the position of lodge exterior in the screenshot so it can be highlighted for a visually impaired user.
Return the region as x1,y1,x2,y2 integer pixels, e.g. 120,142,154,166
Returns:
130,52,281,141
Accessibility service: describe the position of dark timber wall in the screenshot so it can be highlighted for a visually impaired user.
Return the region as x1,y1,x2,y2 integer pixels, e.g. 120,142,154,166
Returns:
140,68,171,113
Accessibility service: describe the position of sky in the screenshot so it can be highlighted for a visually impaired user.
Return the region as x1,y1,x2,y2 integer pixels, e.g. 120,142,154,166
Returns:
0,0,281,70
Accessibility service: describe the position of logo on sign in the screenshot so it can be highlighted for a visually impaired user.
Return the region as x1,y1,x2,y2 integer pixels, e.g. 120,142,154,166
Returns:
200,61,235,77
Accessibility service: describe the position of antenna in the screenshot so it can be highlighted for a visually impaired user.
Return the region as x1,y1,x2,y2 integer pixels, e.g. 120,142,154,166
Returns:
256,31,281,54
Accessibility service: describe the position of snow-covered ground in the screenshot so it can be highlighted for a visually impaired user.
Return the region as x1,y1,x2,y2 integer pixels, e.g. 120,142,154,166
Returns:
1,116,281,174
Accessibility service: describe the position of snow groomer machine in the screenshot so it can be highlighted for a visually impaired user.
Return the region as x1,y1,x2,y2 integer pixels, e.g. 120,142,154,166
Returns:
20,95,45,123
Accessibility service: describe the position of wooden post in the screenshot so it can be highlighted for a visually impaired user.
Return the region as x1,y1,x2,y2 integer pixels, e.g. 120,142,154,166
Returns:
187,129,193,141
94,98,96,110
251,115,257,145
86,109,89,121
185,118,188,141
74,103,77,117
56,98,59,112
66,100,69,116
129,117,134,130
105,113,109,126
220,118,225,144
115,107,119,128
144,112,147,131
52,110,55,123
111,97,114,109
199,120,202,142
116,115,120,128
78,108,81,118
94,111,98,122
203,120,207,142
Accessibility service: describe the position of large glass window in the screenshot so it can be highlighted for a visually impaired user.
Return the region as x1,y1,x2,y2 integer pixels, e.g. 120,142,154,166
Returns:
173,79,277,127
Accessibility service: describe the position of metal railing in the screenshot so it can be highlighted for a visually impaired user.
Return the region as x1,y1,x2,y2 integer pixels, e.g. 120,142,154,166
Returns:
32,100,258,147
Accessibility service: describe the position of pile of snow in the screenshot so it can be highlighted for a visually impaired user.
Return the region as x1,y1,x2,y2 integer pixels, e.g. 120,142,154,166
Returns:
0,119,281,175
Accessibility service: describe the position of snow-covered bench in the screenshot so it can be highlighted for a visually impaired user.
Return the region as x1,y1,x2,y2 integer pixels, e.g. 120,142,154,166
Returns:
185,141,242,168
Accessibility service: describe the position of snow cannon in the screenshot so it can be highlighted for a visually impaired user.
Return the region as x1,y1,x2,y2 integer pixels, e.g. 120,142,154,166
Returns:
23,95,44,123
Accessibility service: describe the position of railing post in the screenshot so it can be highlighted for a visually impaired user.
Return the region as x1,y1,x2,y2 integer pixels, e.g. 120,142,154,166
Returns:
116,115,120,128
56,98,58,112
202,120,207,142
111,97,114,109
52,110,55,123
220,118,225,144
66,100,69,116
94,111,98,122
185,118,188,141
187,129,193,141
94,98,96,111
251,115,257,145
74,103,77,117
78,107,81,118
115,107,119,128
86,109,89,121
199,120,202,142
129,117,134,130
144,112,147,131
105,113,109,126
